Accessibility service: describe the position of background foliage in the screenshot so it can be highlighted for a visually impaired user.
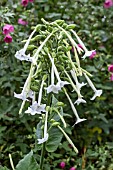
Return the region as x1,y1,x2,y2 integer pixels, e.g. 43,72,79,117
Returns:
0,0,113,169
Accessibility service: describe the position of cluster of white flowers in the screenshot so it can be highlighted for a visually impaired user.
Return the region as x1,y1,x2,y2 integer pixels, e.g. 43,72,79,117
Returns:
14,20,102,145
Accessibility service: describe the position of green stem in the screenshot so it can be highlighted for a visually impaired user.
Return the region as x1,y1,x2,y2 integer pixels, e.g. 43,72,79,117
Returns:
39,142,46,170
39,93,52,170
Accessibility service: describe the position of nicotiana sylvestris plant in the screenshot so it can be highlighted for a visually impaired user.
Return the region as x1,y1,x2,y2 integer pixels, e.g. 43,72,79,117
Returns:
12,19,102,170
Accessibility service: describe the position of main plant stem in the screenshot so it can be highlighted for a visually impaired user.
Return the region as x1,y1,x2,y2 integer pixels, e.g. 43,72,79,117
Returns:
39,93,51,170
39,142,46,170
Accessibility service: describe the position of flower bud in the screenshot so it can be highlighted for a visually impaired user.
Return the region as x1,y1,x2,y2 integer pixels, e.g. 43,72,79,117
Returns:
4,34,12,43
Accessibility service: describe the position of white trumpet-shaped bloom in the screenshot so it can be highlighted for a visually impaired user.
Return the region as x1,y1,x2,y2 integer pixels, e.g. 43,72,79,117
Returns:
15,27,36,62
90,90,102,100
46,84,61,94
74,97,86,105
45,58,61,93
71,30,96,60
64,89,86,125
84,73,102,100
70,70,87,91
48,53,69,89
14,89,34,101
25,80,46,114
25,101,46,115
82,50,96,60
38,133,49,144
38,111,49,144
14,91,28,101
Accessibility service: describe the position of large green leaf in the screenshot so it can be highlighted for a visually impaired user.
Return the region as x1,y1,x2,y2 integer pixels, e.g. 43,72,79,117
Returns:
46,126,63,152
15,151,39,170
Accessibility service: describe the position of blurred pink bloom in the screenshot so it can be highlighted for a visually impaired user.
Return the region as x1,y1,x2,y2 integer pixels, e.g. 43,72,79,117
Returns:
69,167,76,170
29,0,34,2
108,64,113,72
59,162,66,169
4,34,12,43
104,0,113,8
18,18,28,25
21,0,29,7
78,44,83,49
3,24,14,35
89,50,96,59
110,74,113,81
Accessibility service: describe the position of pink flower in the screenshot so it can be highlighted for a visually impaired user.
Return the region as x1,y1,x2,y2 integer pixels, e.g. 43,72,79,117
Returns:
78,44,83,49
18,18,28,25
104,0,113,8
29,0,34,2
89,50,96,59
3,24,14,35
21,0,29,7
108,64,113,72
59,162,66,169
110,74,113,81
69,167,76,170
4,34,12,43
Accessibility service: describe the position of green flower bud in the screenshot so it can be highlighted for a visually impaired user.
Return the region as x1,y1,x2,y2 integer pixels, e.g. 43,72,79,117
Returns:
66,24,76,29
56,102,65,107
27,45,37,50
52,122,60,127
30,85,39,92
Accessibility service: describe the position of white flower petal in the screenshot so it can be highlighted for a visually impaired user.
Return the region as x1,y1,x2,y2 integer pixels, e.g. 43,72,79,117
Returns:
82,50,96,60
25,101,46,115
15,49,32,62
46,84,61,94
74,98,86,105
14,92,28,101
37,133,49,144
90,90,102,100
57,81,70,88
73,118,87,127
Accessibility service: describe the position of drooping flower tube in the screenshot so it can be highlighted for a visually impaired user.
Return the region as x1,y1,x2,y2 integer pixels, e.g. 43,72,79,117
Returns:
45,58,61,93
38,111,49,144
25,79,46,114
48,53,69,89
64,70,86,105
71,29,96,60
70,69,87,91
58,125,78,153
64,88,86,125
84,73,102,100
15,27,37,62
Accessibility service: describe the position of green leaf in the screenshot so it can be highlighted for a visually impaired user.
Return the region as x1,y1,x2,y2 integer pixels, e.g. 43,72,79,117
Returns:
0,166,9,170
16,151,39,170
46,126,63,152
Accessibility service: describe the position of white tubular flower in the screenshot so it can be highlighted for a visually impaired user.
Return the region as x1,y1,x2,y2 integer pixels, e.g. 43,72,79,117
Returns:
84,73,102,100
71,30,96,60
74,97,86,105
70,70,87,91
15,28,36,62
38,111,49,144
14,89,34,101
64,88,86,125
82,50,96,60
25,101,46,115
90,90,103,101
14,91,28,101
28,90,34,99
46,58,61,94
25,79,46,115
38,133,48,144
48,53,69,89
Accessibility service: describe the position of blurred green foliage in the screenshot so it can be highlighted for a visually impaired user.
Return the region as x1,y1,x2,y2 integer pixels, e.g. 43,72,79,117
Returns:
0,0,113,169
